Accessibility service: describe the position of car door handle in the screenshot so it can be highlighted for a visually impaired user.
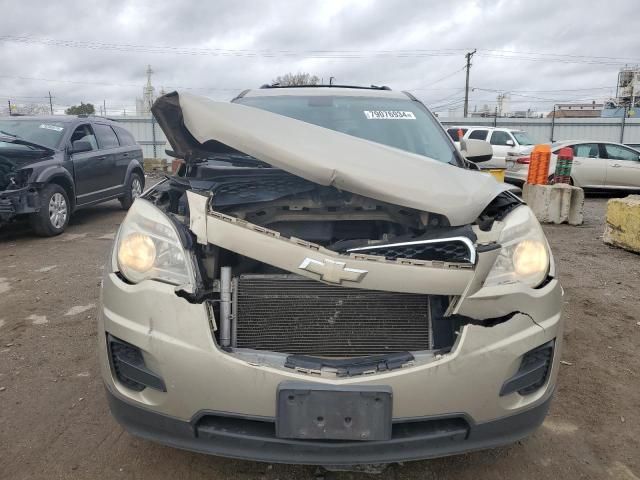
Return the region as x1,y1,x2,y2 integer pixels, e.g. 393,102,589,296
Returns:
574,160,582,165
611,163,622,168
97,156,107,161
122,152,129,157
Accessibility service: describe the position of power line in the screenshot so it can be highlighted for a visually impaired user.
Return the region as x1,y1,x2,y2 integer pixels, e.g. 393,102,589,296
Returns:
479,48,640,63
0,74,243,92
475,53,634,66
0,35,468,58
2,35,639,65
417,66,466,89
473,86,613,93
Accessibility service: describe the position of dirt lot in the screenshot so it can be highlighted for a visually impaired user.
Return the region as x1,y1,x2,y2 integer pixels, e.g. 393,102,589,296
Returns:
0,196,638,480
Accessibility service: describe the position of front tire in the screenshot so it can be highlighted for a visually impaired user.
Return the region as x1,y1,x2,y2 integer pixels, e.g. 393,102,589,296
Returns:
119,172,144,210
30,184,70,236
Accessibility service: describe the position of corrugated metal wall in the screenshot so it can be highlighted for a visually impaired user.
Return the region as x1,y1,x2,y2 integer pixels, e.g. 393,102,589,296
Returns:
439,117,640,145
109,115,640,160
109,116,168,159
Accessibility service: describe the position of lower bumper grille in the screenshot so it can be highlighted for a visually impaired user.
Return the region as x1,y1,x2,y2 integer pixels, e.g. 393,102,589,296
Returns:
233,275,432,357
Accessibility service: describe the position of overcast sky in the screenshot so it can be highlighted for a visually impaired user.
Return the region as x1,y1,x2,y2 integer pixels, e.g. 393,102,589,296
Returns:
1,0,639,116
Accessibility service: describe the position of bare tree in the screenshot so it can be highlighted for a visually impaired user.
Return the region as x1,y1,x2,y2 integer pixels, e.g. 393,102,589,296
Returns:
272,72,320,86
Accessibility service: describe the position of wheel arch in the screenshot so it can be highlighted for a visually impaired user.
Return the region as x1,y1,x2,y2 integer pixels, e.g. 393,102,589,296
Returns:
125,161,145,189
46,174,76,211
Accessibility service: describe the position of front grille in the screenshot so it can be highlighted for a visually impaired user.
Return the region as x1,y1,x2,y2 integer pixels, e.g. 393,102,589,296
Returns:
234,275,431,357
500,340,555,396
347,238,473,263
0,198,15,215
108,336,146,391
517,341,554,395
107,334,166,392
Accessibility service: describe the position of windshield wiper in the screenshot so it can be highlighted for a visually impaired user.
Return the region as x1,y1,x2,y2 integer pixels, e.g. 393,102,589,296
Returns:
0,130,17,137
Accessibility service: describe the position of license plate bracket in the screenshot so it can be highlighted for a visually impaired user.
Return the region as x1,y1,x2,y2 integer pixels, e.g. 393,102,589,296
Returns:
276,382,392,441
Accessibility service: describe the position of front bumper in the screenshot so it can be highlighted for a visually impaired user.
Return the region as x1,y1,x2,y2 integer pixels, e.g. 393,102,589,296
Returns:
105,384,553,465
99,268,563,463
0,186,39,222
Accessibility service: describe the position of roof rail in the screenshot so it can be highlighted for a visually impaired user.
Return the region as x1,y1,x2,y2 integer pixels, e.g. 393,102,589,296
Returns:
259,84,391,91
77,114,111,120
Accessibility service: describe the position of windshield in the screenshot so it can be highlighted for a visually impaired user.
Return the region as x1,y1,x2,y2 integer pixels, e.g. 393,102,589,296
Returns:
0,120,66,149
512,131,535,146
236,95,458,164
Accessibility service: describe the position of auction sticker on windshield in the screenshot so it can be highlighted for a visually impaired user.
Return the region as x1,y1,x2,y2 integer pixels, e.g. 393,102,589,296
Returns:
364,111,416,120
39,124,64,132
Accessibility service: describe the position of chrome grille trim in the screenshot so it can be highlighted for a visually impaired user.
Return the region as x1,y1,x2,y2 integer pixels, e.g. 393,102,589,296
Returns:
347,236,476,264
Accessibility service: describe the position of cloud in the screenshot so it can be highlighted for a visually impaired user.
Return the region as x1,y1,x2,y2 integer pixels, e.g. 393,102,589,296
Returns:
0,0,637,115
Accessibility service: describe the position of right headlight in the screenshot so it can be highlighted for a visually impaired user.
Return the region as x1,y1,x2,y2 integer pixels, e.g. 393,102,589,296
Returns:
484,206,550,288
113,198,194,286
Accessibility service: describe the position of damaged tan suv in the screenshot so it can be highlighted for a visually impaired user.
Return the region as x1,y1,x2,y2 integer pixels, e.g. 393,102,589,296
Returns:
99,85,563,467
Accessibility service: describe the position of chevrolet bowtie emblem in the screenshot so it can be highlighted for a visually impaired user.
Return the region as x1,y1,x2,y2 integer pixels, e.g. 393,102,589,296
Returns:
298,258,368,284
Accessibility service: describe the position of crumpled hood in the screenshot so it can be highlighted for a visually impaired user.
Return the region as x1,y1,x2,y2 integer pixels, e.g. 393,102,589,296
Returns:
0,134,55,155
152,91,509,226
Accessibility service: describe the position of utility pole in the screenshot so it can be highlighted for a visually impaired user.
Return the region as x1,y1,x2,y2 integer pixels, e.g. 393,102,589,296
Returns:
103,99,106,117
463,49,476,118
621,106,628,143
48,91,54,115
7,100,12,116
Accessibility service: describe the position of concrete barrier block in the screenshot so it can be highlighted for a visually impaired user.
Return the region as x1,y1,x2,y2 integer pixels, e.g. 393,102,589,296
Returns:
522,183,584,225
603,195,640,254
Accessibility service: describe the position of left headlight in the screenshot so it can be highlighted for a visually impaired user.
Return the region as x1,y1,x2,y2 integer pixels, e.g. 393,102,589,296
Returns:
484,205,550,288
113,198,194,286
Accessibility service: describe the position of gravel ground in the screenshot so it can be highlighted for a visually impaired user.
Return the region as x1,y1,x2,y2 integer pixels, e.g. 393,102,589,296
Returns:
0,197,638,480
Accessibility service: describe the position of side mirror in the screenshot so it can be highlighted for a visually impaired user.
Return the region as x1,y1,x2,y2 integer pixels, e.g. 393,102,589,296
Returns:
70,140,93,154
460,138,493,163
506,139,515,147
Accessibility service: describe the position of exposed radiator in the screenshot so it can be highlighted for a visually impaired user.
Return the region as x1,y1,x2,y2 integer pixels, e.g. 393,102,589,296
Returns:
233,274,432,357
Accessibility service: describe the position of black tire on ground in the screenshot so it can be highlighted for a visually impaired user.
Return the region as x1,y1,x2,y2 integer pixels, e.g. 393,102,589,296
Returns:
119,172,144,210
30,183,71,237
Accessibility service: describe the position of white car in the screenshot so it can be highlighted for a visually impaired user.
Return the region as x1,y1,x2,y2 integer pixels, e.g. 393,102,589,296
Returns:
505,141,640,190
447,127,536,169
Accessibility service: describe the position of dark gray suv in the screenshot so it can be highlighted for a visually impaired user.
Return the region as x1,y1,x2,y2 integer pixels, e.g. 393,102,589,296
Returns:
0,115,144,236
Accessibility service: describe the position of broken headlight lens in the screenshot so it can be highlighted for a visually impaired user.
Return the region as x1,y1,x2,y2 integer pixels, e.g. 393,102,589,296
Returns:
114,198,194,286
484,206,550,288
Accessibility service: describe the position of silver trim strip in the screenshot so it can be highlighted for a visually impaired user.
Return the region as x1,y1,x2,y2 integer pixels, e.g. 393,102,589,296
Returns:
347,236,476,264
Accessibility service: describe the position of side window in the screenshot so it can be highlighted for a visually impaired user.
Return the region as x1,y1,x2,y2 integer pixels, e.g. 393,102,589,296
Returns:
490,131,513,146
468,129,488,140
114,126,137,147
603,144,639,161
94,124,120,150
572,143,600,158
69,125,98,151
